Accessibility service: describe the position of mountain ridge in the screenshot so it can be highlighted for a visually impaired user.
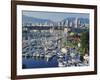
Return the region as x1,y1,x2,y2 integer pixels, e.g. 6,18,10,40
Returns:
22,15,89,26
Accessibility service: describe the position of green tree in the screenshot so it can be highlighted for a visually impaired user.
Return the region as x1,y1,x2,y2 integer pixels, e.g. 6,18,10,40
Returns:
80,30,89,55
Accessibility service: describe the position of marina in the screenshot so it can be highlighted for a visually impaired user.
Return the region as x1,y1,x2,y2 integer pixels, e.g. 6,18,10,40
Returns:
22,11,89,69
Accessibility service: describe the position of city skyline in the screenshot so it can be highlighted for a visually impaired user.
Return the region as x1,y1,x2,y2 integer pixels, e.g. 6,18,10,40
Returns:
22,10,89,22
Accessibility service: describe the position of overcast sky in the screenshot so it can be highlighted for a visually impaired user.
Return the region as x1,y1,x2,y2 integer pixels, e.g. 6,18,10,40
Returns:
22,10,89,22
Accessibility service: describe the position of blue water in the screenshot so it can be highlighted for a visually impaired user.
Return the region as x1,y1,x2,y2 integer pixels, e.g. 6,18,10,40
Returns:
22,56,58,69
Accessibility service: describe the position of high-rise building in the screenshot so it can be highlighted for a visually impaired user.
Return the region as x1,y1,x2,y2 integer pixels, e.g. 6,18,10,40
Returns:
74,18,78,28
64,19,68,27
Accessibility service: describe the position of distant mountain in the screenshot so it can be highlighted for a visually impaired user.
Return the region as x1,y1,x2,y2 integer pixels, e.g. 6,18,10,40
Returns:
22,15,54,25
22,15,89,26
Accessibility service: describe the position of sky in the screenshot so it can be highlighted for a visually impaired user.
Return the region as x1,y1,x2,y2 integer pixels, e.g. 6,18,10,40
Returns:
22,10,89,22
